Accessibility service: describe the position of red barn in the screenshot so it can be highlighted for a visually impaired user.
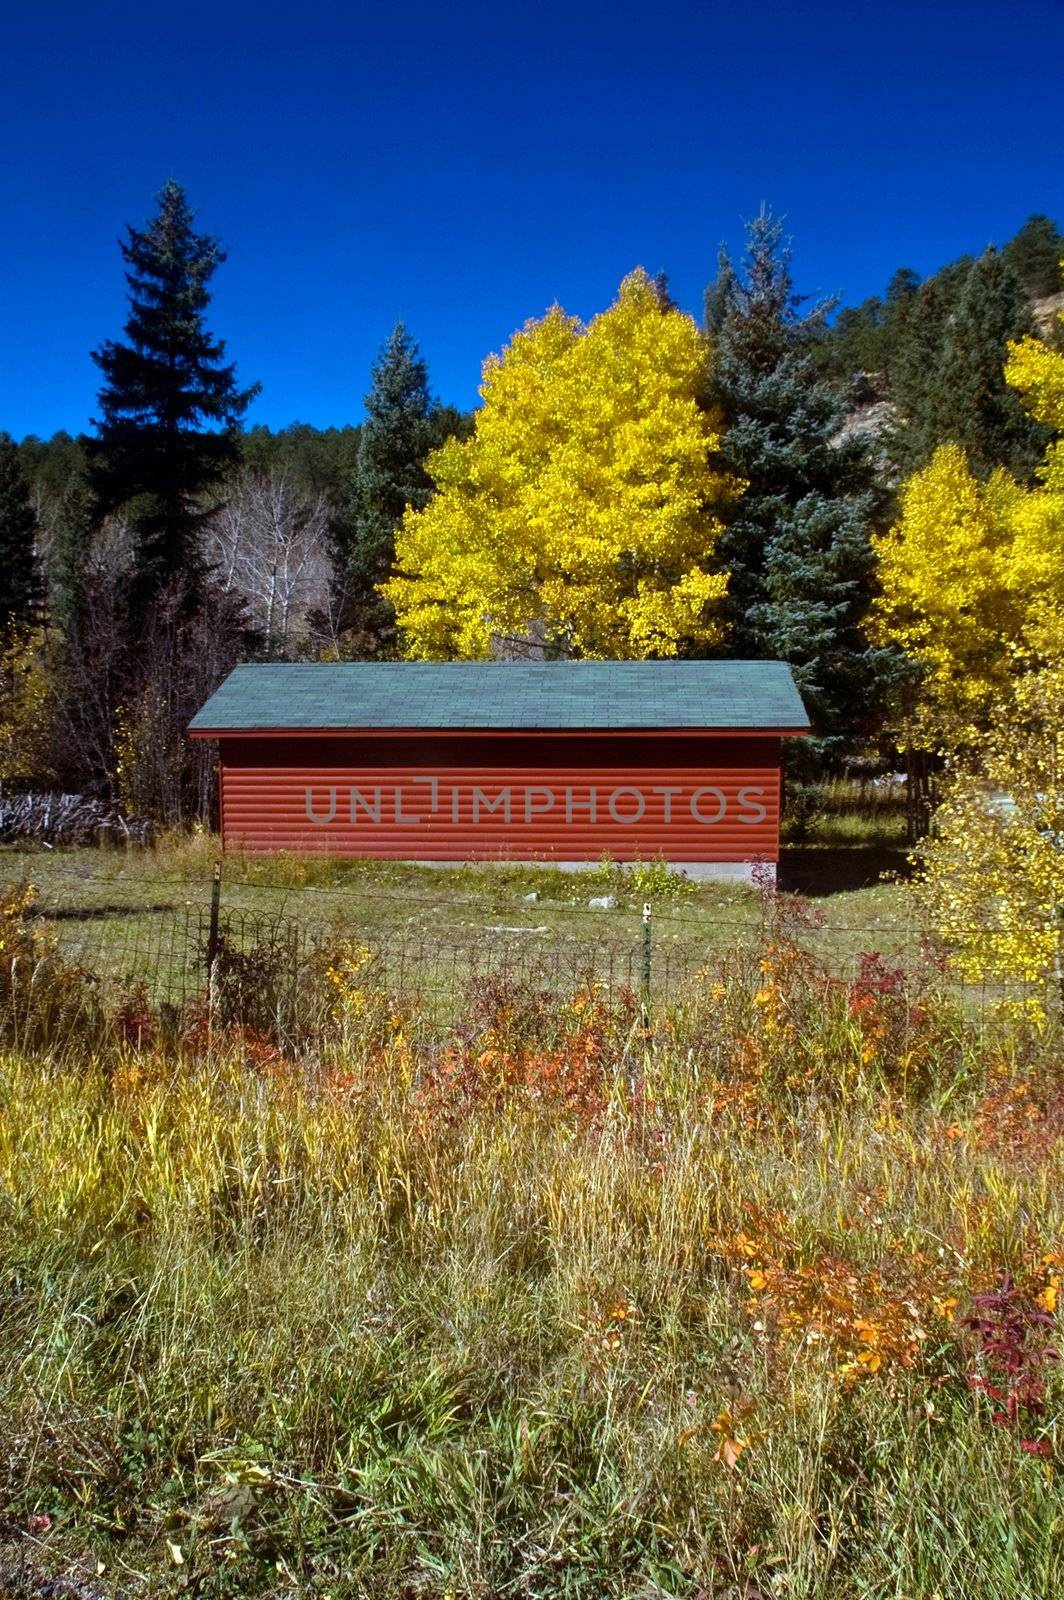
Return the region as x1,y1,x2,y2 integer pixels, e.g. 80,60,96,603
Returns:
188,661,808,881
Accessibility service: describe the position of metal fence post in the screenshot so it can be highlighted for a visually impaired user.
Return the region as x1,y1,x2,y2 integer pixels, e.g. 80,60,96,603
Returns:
641,900,652,1028
206,862,222,977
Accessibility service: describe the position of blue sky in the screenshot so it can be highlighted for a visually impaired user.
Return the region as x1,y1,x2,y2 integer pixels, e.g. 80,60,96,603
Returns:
4,0,1062,438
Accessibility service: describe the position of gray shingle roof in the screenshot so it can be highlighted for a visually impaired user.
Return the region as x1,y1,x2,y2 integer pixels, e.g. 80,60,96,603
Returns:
188,661,809,734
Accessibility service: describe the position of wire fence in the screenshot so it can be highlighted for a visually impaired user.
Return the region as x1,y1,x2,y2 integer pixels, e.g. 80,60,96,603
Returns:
40,899,708,1018
19,862,1047,1040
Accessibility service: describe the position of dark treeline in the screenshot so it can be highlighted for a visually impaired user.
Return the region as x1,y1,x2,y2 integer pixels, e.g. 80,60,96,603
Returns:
2,183,1060,823
2,183,471,822
813,212,1062,478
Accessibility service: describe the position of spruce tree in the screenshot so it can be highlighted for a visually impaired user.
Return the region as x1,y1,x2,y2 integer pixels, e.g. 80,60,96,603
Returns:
888,271,961,472
1003,213,1063,300
928,249,1049,479
88,181,258,613
705,211,890,755
340,323,437,651
0,433,43,629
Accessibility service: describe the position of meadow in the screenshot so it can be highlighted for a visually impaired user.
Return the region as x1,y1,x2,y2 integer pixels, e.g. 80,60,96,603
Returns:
1,775,911,1016
1,813,1062,1599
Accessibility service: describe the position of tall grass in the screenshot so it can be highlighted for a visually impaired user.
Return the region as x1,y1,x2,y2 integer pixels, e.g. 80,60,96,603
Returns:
0,888,1062,1597
783,774,909,848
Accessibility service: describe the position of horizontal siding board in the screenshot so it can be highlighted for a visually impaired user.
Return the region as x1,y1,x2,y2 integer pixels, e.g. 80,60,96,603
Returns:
220,763,782,862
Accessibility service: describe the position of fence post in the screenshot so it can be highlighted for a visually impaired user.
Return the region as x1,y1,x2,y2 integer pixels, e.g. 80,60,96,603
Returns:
641,900,652,1029
206,862,222,977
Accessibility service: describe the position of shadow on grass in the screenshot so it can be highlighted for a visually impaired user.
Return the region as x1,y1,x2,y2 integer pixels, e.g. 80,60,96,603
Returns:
37,901,179,922
780,847,912,897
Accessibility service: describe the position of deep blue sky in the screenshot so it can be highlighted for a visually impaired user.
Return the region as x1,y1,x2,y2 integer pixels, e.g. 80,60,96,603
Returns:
4,0,1063,439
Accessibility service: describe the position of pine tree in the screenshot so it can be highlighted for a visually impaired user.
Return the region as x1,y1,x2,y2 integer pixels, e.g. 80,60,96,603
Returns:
88,181,258,613
705,211,890,754
927,249,1049,479
883,272,960,470
340,324,439,651
0,432,43,629
1003,213,1064,300
889,251,1046,479
880,268,921,376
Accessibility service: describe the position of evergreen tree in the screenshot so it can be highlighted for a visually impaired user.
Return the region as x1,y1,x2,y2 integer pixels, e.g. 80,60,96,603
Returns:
880,268,921,374
88,181,258,613
241,422,363,502
340,324,437,651
703,250,738,336
887,251,1046,478
927,249,1049,479
817,296,886,383
705,211,890,754
0,432,43,629
1003,213,1064,300
889,270,962,472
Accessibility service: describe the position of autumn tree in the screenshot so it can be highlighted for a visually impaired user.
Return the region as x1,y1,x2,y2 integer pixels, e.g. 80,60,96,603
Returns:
383,270,736,660
871,296,1064,754
0,625,51,783
869,446,1030,749
88,180,259,617
1006,302,1064,444
1004,304,1064,653
914,664,1064,1000
704,211,887,752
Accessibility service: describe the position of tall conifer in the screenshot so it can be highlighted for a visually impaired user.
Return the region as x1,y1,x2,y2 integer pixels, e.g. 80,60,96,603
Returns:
1003,213,1064,300
705,212,889,754
0,434,43,629
88,181,258,614
340,324,447,652
928,249,1048,479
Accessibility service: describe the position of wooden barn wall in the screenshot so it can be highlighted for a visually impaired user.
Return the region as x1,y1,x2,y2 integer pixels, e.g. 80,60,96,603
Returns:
217,733,785,862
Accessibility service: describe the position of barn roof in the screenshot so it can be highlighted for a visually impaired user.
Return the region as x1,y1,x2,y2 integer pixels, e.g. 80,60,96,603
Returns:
189,661,809,735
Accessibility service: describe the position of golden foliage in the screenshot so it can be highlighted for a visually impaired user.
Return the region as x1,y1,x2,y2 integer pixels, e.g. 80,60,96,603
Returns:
382,269,736,659
869,447,1041,748
0,625,51,782
914,665,1064,993
714,1212,957,1388
872,293,1064,750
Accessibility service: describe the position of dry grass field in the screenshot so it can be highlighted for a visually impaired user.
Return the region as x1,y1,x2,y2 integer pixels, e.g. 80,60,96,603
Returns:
1,821,1061,1599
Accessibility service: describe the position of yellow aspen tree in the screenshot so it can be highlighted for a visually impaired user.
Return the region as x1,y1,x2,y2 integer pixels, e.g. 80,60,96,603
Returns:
868,444,1029,748
914,664,1064,998
1006,318,1064,443
872,295,1064,750
1004,314,1064,648
381,270,738,659
0,626,51,782
898,299,1064,996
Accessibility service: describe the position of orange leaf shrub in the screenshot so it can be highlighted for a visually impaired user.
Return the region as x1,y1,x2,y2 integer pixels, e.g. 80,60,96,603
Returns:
416,971,639,1120
712,1211,959,1387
